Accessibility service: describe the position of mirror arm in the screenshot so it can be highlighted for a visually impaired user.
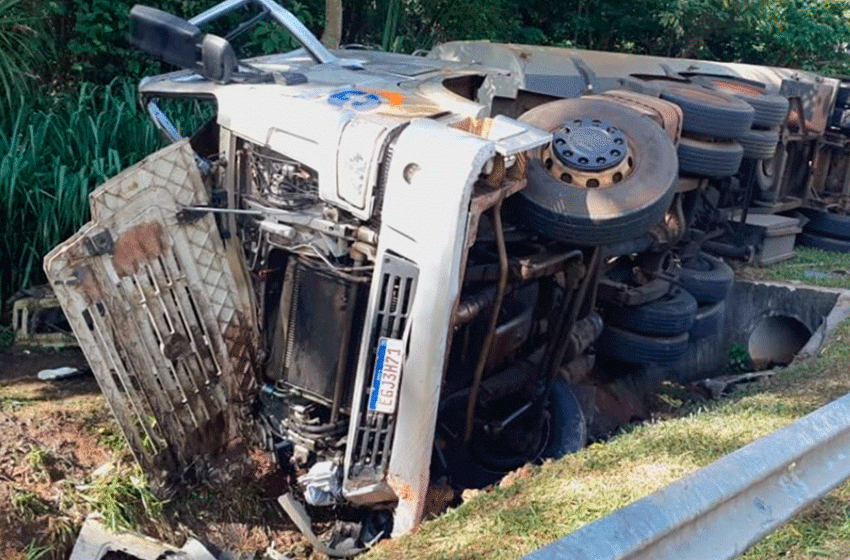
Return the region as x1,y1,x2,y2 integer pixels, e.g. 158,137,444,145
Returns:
189,0,341,66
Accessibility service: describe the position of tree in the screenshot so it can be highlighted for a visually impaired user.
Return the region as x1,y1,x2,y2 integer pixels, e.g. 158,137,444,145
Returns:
321,0,342,48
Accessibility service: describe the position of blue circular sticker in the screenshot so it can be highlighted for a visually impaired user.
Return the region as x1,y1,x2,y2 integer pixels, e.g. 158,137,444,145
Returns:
328,89,382,111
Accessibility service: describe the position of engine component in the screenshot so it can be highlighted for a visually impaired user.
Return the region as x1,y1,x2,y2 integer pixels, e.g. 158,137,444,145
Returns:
248,144,319,209
258,384,347,467
268,260,363,407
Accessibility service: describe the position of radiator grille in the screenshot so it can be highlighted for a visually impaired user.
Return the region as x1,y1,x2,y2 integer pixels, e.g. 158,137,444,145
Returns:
349,254,418,478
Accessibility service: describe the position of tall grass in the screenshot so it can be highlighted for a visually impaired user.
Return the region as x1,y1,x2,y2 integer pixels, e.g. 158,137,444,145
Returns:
0,80,210,308
0,0,49,108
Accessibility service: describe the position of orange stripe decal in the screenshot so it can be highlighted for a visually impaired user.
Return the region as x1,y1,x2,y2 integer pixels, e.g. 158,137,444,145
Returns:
374,91,405,106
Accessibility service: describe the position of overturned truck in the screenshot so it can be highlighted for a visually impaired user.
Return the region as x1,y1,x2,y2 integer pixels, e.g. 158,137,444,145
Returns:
43,0,850,552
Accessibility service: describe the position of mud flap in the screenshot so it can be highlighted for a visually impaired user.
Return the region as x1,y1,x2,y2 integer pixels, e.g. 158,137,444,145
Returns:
44,140,258,488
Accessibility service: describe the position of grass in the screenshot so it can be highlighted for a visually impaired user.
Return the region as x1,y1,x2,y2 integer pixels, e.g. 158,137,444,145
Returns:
8,543,51,560
11,489,51,521
0,0,48,110
0,81,213,308
0,80,159,306
81,404,130,456
0,325,14,347
740,246,850,288
2,241,847,558
1,99,848,556
364,246,850,560
76,463,165,531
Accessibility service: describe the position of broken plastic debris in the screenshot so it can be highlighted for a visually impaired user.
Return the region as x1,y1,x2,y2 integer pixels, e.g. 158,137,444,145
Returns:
69,514,181,560
297,460,342,506
181,538,219,560
265,546,296,560
91,462,115,478
37,366,86,380
70,514,231,560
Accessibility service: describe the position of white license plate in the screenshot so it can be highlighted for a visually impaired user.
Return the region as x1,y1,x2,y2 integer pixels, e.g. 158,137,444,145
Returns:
368,337,404,414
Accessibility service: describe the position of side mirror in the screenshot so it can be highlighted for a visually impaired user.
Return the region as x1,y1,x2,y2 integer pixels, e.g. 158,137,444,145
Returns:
130,6,201,70
130,5,237,83
202,34,237,83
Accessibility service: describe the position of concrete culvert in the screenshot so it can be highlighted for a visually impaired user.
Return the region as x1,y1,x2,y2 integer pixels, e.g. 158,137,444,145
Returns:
748,314,812,369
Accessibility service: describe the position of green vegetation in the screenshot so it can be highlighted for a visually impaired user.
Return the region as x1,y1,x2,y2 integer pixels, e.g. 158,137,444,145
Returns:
728,342,754,374
92,422,129,455
0,0,849,550
0,324,14,347
743,246,850,288
35,0,850,77
0,82,213,305
76,463,165,531
0,0,48,107
0,0,847,307
0,81,161,304
11,488,52,521
9,542,51,560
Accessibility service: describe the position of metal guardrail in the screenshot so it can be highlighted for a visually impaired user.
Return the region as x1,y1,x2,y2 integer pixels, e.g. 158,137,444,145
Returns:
522,389,850,560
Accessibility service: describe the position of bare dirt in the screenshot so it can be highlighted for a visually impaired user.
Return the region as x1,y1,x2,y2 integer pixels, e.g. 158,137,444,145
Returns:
0,346,307,560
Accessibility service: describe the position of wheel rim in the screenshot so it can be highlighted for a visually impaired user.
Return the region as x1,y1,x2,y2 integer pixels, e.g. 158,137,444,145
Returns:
541,119,635,189
551,119,628,171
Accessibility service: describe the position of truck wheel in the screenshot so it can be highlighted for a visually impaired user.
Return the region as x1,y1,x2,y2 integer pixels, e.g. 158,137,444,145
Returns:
755,145,782,197
679,253,734,304
465,379,585,477
706,77,790,129
677,136,743,177
518,98,678,246
659,84,755,139
797,231,850,252
689,300,726,341
604,286,697,336
739,128,779,160
596,326,689,365
798,207,850,240
542,379,587,459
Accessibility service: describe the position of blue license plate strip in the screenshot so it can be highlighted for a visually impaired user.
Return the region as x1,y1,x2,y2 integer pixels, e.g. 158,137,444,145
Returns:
368,337,404,414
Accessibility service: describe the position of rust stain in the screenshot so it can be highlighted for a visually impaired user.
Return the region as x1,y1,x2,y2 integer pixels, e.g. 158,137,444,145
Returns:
387,473,417,503
222,313,258,393
76,266,103,302
377,103,443,118
222,314,259,443
112,221,167,276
